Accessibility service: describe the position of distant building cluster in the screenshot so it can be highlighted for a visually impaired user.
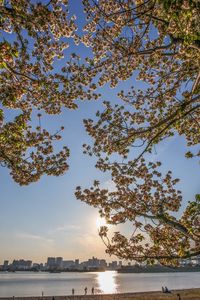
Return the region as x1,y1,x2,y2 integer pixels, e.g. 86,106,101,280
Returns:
1,255,199,272
180,255,200,267
0,256,123,272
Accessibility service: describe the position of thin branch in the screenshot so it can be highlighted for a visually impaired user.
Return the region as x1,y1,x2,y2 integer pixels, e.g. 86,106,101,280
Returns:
5,63,38,82
192,70,200,94
132,103,200,166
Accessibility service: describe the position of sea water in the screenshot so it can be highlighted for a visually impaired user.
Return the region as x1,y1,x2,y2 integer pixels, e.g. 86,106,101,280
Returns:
0,271,199,297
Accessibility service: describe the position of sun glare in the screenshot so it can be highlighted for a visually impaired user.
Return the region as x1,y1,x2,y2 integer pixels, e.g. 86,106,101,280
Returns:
96,216,107,229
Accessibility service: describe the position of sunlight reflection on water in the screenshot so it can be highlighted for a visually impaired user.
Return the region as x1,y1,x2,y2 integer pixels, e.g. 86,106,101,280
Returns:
97,271,118,294
0,271,199,297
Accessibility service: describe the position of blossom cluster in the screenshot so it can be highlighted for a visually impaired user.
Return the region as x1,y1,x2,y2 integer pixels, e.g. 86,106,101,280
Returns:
75,0,200,264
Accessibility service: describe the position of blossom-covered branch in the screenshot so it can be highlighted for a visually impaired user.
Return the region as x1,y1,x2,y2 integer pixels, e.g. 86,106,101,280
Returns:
75,0,200,265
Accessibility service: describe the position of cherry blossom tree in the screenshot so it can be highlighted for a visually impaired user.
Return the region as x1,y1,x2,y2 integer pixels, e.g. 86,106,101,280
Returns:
1,0,199,264
75,0,200,265
0,0,98,184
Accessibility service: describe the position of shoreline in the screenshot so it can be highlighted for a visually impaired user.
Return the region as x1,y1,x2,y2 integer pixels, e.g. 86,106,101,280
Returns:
0,288,200,300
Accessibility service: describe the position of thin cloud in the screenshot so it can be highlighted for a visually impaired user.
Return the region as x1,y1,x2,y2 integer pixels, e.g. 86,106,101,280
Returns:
49,224,81,235
16,232,54,243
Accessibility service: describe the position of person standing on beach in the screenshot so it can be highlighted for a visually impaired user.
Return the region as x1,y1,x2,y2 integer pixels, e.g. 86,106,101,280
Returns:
84,287,87,295
91,287,94,295
72,288,75,295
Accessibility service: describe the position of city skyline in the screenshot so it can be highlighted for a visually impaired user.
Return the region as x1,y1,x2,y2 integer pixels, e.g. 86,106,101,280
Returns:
1,254,200,271
0,256,123,272
2,255,199,271
0,256,121,266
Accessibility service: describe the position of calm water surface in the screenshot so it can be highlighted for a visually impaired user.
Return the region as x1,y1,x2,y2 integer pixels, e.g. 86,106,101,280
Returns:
0,271,199,297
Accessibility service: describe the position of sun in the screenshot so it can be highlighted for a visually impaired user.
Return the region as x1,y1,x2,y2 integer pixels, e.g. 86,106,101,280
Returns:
96,216,107,229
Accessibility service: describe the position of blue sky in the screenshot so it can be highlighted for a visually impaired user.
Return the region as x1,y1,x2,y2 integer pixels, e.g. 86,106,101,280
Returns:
0,0,199,265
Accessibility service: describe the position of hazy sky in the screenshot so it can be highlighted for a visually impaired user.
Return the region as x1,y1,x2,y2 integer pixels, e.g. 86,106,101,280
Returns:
0,1,199,265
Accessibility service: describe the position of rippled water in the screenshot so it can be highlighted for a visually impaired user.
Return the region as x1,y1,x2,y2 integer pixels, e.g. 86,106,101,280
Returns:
0,271,199,297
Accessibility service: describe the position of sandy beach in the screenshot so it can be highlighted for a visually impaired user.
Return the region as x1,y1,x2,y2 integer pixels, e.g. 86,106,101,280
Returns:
0,289,200,300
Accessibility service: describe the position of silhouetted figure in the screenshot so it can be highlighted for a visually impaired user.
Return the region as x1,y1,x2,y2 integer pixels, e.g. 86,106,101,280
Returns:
52,297,55,300
177,294,181,300
91,287,94,295
162,286,165,293
164,286,171,293
84,287,87,295
72,288,75,295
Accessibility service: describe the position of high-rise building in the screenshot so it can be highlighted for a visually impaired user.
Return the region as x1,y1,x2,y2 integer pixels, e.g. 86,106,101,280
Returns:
3,260,9,267
108,261,118,270
3,260,9,270
87,257,99,267
56,257,63,268
47,257,56,268
62,260,75,268
12,259,32,270
119,261,122,267
99,259,107,267
75,259,79,267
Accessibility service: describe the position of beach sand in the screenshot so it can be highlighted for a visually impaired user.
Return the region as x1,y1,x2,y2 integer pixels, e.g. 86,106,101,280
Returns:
0,289,200,300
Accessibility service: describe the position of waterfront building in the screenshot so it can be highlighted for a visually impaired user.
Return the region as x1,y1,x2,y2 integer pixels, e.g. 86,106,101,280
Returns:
56,257,63,269
99,259,107,267
196,255,200,266
3,260,9,267
12,259,32,270
75,259,79,267
47,257,56,268
2,260,9,271
62,260,75,269
87,256,100,268
109,261,118,270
